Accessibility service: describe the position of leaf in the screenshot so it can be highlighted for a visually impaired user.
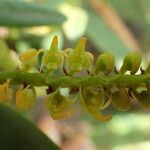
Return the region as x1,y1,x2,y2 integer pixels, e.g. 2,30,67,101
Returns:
0,104,60,150
0,0,66,27
86,11,130,58
106,0,150,52
106,0,146,23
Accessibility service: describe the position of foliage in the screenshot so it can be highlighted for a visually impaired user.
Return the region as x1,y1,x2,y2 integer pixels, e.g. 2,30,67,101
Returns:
0,104,59,150
0,0,66,26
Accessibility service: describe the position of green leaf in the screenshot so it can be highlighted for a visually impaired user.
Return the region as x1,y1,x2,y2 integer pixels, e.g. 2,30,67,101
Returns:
0,0,66,27
86,11,130,58
0,104,60,150
106,0,146,24
106,0,150,52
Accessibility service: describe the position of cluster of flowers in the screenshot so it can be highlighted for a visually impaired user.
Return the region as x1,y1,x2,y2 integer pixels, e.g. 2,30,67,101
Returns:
0,36,149,121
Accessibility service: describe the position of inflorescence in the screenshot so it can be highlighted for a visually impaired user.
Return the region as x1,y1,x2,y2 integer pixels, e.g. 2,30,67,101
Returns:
0,36,150,121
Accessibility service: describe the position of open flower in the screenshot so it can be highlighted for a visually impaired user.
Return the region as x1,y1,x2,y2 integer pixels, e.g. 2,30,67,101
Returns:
16,86,36,110
20,49,42,71
80,86,112,121
45,88,76,120
66,37,94,76
133,89,150,109
42,36,64,73
0,79,12,103
112,87,131,111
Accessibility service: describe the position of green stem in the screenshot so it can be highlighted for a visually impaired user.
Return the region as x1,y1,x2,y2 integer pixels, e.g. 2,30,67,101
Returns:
0,71,149,87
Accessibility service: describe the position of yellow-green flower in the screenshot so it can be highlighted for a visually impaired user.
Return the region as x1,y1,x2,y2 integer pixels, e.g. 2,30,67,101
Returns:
45,88,76,120
42,36,64,73
20,49,42,71
112,87,131,111
0,79,12,103
133,89,150,109
66,37,93,75
80,87,112,121
16,86,36,110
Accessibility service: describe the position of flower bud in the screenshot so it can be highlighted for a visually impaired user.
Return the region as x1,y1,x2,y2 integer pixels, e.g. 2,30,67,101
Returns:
0,79,13,103
16,86,36,111
0,40,16,70
66,38,93,75
120,52,142,75
19,49,42,71
96,52,115,75
45,89,76,120
80,87,112,121
42,36,63,73
112,87,131,111
133,89,150,109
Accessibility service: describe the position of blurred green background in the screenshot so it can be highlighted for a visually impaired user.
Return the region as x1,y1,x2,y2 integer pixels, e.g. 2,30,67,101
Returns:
0,0,150,150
